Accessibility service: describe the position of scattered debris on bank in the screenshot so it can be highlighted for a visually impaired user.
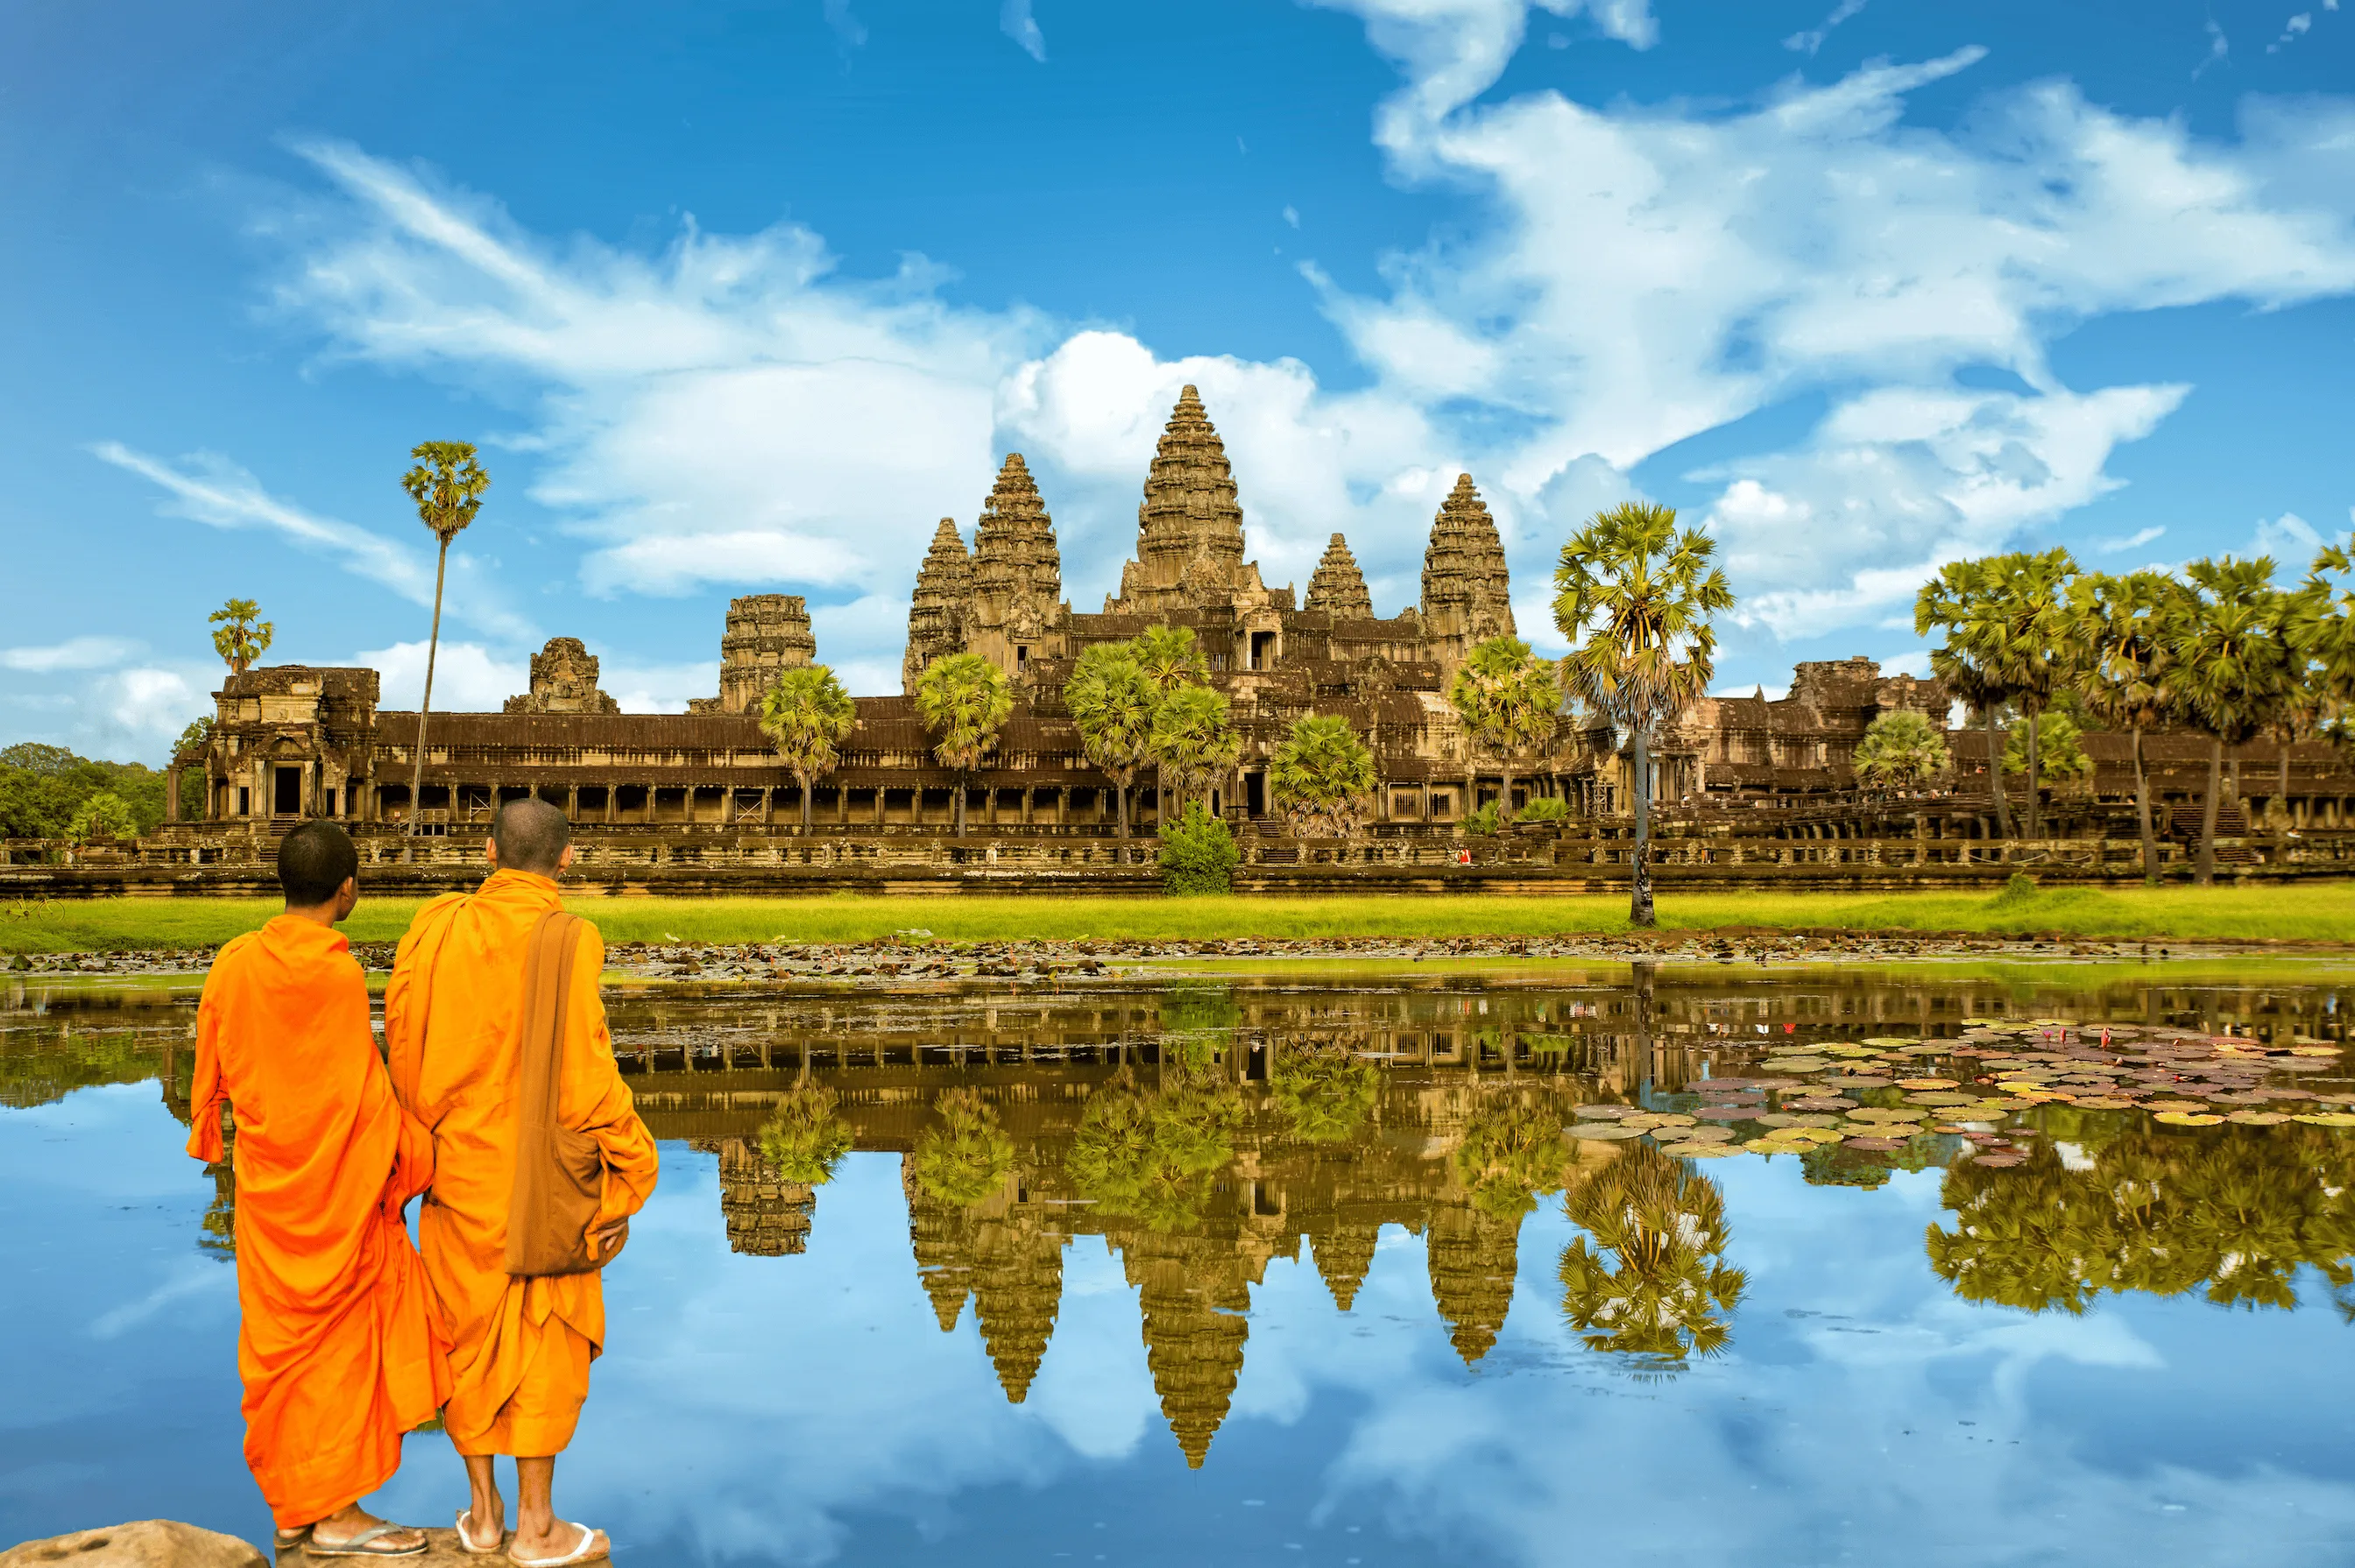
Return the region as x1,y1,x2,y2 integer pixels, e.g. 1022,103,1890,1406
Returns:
0,925,2274,982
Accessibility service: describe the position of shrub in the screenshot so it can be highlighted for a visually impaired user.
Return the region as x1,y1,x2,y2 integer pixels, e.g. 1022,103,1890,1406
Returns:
1157,802,1238,895
1514,796,1571,823
1464,802,1502,837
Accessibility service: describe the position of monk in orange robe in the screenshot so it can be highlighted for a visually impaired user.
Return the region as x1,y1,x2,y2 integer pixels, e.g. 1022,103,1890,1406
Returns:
386,799,658,1567
187,819,446,1557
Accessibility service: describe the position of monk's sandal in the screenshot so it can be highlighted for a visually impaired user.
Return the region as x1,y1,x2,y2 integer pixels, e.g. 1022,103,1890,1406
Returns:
306,1522,427,1557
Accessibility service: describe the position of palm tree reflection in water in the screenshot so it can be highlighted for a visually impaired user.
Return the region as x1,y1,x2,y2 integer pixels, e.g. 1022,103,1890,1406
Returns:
1559,1143,1748,1367
1929,1127,2355,1317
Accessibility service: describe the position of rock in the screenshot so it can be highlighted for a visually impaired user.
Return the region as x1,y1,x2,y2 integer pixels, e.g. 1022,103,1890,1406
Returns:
0,1521,265,1567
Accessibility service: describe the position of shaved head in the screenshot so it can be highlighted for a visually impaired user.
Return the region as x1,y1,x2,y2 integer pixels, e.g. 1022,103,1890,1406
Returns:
492,798,569,875
279,820,357,908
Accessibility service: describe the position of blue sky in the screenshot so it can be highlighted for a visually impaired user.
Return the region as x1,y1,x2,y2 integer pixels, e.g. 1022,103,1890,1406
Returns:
4,0,2353,761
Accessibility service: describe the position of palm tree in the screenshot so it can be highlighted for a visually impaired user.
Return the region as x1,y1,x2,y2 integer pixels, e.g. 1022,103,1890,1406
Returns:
1977,549,2077,839
758,665,858,830
1064,642,1157,837
909,1087,1015,1208
1552,502,1734,928
1850,710,1950,793
2069,569,2177,879
2290,534,2355,741
1917,559,2013,837
207,598,273,676
398,442,490,836
2002,712,2094,787
1149,683,1241,817
914,653,1014,837
1446,634,1561,823
1559,1142,1746,1364
756,1082,853,1186
1267,715,1377,837
1129,624,1212,826
2168,556,2294,885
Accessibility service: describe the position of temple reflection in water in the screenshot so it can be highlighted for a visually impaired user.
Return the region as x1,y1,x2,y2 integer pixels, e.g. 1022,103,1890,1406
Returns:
4,965,2350,1470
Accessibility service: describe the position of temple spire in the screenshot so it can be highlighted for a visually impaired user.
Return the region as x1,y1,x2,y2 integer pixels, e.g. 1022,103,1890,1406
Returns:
1418,473,1515,662
972,453,1061,610
903,518,973,695
1305,533,1374,621
1108,384,1268,616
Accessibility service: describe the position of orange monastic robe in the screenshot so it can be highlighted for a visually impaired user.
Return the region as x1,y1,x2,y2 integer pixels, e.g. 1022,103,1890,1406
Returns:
385,869,659,1458
187,915,450,1530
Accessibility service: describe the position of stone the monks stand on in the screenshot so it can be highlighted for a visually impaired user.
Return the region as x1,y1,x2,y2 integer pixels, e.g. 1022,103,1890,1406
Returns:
186,821,445,1558
385,801,659,1568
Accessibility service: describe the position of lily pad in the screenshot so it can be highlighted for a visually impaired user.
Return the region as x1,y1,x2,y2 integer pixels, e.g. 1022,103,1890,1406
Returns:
2153,1111,2224,1127
1568,1124,1643,1141
2294,1112,2355,1127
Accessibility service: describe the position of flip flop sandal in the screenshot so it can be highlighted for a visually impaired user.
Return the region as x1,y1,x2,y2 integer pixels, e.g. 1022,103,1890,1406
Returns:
275,1527,311,1553
506,1522,609,1567
457,1508,506,1556
307,1523,428,1557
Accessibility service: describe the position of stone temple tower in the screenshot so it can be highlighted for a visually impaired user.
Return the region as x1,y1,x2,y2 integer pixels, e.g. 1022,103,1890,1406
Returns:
1418,474,1515,667
966,453,1067,682
903,518,973,694
1108,385,1273,618
1304,533,1374,621
691,594,817,714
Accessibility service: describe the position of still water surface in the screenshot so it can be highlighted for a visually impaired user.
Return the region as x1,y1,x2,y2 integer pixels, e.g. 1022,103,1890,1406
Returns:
5,962,2355,1565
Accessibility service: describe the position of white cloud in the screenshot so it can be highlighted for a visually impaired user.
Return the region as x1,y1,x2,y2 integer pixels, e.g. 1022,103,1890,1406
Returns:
0,636,143,673
1001,0,1047,62
2093,525,2166,554
2252,510,2323,565
352,639,525,713
1785,0,1868,56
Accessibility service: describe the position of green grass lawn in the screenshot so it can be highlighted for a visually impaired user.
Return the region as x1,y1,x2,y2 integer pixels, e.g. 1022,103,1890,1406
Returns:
3,881,2351,953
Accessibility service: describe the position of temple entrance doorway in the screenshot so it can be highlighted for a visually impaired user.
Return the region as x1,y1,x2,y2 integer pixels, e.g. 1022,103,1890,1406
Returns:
1245,772,1265,817
272,766,301,816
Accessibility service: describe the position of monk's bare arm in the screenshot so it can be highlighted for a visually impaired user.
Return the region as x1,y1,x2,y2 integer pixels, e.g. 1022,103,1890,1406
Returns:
561,924,661,1229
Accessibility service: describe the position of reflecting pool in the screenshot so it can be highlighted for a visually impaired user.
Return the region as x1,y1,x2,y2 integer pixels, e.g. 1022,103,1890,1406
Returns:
5,962,2355,1564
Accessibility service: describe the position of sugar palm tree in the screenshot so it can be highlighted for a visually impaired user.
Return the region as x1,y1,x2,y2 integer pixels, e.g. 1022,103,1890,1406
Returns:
1977,549,2077,840
207,598,273,675
909,1087,1015,1208
1446,634,1561,823
2069,569,2177,879
1128,624,1212,825
1850,710,1950,793
915,653,1014,837
756,1082,853,1186
1552,502,1734,928
398,442,490,835
1559,1143,1745,1364
2291,534,2355,738
1917,559,2013,838
1267,714,1376,837
1149,682,1241,817
1064,641,1157,837
759,665,858,830
2168,556,2294,885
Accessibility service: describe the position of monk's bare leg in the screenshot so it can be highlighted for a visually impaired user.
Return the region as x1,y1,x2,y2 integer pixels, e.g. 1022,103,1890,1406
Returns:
513,1457,609,1563
309,1501,425,1552
460,1454,506,1549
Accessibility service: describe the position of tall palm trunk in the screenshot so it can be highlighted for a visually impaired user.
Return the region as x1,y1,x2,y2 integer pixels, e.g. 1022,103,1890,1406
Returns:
1984,705,2012,838
2197,735,2223,886
2022,700,2043,841
800,771,814,830
405,538,451,838
1630,727,1655,928
1500,764,1516,824
2131,724,2156,881
954,774,967,837
1114,777,1129,837
2277,740,2293,835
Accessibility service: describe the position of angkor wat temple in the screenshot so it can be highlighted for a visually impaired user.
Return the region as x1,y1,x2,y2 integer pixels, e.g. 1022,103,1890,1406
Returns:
153,385,2353,859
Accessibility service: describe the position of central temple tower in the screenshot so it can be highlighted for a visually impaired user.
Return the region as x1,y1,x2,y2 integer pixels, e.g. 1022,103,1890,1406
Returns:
1106,385,1275,618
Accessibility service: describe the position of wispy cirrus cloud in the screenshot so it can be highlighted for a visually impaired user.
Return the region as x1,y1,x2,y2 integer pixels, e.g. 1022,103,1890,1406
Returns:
0,636,144,673
90,441,536,644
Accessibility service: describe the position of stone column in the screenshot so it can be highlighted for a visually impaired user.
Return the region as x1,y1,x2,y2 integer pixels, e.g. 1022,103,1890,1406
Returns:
605,788,617,825
165,766,182,823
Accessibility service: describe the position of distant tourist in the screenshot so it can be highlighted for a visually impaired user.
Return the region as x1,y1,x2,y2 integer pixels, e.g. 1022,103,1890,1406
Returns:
385,799,658,1567
186,819,445,1557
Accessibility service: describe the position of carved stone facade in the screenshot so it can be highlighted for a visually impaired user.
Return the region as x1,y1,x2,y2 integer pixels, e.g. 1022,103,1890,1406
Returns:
1305,533,1373,621
965,453,1067,688
505,638,619,716
903,519,974,695
690,594,817,716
